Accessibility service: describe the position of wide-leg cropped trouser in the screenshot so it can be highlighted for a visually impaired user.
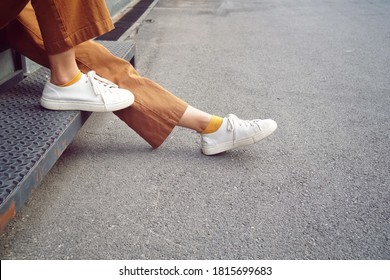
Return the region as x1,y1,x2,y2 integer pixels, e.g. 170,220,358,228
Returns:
0,1,188,148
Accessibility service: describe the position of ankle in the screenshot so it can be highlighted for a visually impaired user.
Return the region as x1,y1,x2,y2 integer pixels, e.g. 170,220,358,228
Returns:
50,69,81,86
201,115,224,134
48,48,80,86
177,106,213,132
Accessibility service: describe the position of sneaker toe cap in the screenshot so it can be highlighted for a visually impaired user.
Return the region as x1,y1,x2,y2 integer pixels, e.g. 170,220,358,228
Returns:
260,119,277,132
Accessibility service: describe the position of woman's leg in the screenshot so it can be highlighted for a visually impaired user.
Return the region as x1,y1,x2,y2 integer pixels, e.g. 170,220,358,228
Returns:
75,40,191,148
30,0,114,55
2,4,277,154
29,0,113,86
2,4,188,148
10,0,133,112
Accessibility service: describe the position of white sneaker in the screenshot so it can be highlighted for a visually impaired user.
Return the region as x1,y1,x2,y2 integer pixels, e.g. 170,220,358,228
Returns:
201,114,277,155
40,71,134,112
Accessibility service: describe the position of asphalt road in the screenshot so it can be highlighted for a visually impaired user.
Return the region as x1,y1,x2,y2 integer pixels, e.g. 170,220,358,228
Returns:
0,0,389,259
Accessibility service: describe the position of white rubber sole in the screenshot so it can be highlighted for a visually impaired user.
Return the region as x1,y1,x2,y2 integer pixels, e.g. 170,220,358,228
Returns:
40,96,134,112
202,121,277,155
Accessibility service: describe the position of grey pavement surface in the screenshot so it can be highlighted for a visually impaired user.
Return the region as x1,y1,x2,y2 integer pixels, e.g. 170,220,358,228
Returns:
1,0,389,259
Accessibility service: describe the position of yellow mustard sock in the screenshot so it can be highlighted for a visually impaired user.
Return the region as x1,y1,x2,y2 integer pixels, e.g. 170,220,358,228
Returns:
60,70,82,87
202,115,224,134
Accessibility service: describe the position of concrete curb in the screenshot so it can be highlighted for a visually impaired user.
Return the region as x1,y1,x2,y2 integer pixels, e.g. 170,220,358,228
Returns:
117,0,160,41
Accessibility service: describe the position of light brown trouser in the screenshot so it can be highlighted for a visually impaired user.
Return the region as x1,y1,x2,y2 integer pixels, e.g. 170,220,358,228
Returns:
0,1,188,148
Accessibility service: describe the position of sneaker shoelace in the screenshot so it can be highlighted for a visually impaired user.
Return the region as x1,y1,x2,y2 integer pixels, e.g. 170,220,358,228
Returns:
226,114,262,144
87,71,119,98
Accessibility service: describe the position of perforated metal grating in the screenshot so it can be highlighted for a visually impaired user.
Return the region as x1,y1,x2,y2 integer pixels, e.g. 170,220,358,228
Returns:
0,40,135,221
0,67,77,204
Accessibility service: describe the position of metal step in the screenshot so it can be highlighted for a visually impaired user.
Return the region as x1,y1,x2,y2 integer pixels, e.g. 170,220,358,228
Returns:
0,40,135,231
